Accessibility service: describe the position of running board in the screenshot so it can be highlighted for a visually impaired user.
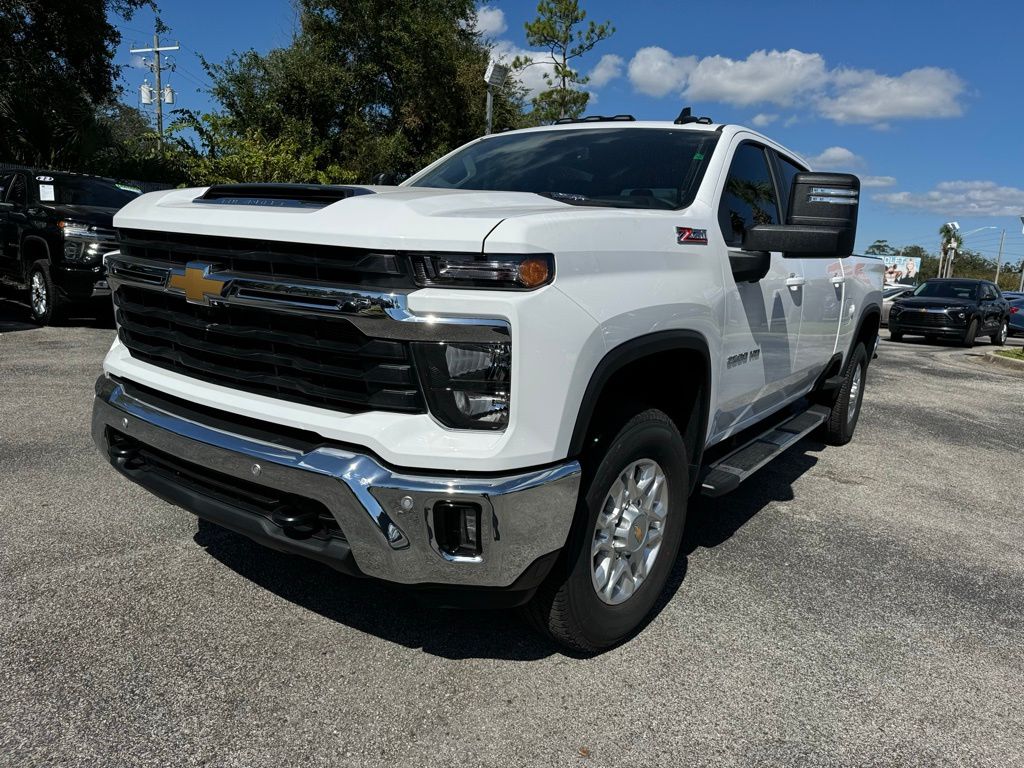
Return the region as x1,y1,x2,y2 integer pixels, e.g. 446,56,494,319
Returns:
700,405,830,497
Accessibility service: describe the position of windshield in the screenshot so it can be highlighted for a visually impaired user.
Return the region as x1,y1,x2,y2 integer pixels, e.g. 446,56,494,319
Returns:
912,281,979,300
409,128,719,210
884,287,911,299
36,177,141,208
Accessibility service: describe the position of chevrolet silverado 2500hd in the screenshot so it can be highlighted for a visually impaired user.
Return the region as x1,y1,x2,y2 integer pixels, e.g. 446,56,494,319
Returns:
91,115,883,651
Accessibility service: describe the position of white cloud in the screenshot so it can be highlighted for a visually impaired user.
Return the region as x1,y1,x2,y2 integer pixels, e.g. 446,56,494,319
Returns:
627,47,695,98
490,41,556,97
588,54,624,88
806,146,864,170
474,5,507,36
622,47,966,126
751,113,778,127
876,181,1024,217
861,175,898,188
686,49,828,107
817,66,965,124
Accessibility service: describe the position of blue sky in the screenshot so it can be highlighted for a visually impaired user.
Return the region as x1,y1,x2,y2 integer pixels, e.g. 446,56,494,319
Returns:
113,0,1024,262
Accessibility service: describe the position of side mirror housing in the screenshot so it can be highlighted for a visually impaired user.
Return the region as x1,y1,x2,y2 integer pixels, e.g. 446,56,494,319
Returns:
371,171,409,186
744,172,859,258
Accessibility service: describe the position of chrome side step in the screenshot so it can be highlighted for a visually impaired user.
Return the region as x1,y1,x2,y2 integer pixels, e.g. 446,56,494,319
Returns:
700,405,830,497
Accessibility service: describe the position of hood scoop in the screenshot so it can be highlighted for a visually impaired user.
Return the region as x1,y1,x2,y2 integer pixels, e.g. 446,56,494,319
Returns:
195,183,376,209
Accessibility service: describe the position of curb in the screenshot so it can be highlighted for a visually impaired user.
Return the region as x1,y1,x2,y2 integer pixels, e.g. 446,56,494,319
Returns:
978,350,1024,374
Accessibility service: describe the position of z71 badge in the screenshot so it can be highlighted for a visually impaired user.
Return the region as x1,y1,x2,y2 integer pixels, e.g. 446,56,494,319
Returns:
676,227,708,245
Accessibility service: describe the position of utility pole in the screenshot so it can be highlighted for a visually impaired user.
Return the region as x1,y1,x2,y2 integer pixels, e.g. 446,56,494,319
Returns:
131,33,179,150
994,228,1006,284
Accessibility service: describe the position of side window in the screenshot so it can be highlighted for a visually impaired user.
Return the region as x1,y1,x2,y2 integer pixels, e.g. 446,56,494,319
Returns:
984,284,999,300
0,174,10,200
718,144,779,247
5,173,27,205
774,153,807,218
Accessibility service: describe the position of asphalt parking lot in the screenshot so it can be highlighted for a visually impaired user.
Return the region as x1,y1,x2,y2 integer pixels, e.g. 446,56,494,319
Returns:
2,299,1023,767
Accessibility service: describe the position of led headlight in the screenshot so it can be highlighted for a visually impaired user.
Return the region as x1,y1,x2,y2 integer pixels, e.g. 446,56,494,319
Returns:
411,253,553,290
59,220,104,264
412,341,511,430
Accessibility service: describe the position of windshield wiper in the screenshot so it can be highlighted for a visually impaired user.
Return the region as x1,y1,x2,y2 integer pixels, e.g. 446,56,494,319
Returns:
537,191,657,209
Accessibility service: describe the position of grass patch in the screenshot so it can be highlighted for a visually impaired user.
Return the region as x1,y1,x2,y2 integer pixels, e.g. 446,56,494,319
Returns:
995,348,1024,361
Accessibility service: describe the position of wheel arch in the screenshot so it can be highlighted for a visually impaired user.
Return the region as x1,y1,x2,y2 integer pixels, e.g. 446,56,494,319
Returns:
846,304,881,372
568,330,712,493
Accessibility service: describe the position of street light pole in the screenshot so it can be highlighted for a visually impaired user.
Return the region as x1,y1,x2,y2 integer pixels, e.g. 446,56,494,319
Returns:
994,228,1006,284
483,61,509,136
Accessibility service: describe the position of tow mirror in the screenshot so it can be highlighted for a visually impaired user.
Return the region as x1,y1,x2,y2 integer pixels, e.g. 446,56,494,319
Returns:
744,172,859,258
371,171,409,186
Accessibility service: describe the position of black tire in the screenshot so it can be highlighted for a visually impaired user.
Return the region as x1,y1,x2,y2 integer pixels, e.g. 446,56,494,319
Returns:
525,409,688,653
990,319,1008,346
27,261,65,326
890,331,903,342
820,343,867,446
961,318,978,348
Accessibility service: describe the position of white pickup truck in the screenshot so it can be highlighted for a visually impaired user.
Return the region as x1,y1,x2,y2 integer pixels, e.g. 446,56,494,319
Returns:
92,114,883,651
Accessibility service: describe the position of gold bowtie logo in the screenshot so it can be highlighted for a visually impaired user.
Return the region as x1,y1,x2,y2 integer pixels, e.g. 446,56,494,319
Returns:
168,262,227,305
633,524,644,543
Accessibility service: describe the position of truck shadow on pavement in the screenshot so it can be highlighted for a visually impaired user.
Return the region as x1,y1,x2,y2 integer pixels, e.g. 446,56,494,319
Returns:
193,443,821,660
0,297,114,331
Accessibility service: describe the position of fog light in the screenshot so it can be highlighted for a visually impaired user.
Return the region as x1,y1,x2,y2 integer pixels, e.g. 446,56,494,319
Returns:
433,501,482,558
412,341,510,430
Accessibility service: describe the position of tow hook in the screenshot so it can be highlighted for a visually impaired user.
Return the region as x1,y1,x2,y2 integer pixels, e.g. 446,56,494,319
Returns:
271,505,321,537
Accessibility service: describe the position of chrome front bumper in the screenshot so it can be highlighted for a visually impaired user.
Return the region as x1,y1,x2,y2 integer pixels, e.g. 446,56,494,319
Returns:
91,377,581,588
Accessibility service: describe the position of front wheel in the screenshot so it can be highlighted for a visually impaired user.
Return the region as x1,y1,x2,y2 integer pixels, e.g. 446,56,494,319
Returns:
991,320,1008,346
821,343,867,446
27,262,65,326
525,409,688,653
961,318,978,348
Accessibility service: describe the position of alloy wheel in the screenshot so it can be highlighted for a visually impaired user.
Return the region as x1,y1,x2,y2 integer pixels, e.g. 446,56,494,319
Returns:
30,271,48,319
591,459,669,605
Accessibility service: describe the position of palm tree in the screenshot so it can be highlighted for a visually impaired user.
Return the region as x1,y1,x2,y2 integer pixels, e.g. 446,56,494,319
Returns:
938,223,962,278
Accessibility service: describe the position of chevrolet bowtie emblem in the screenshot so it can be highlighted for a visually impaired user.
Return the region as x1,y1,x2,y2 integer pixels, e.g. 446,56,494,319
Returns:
633,524,644,543
168,262,227,305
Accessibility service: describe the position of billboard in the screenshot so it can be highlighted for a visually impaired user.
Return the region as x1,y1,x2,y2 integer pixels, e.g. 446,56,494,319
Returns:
882,255,921,285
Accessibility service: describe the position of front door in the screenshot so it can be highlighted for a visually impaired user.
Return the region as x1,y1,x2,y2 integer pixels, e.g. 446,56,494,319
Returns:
0,172,28,277
712,140,804,439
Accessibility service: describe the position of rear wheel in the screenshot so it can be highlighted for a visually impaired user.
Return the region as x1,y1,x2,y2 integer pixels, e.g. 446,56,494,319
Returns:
991,320,1008,346
525,409,687,653
821,343,867,446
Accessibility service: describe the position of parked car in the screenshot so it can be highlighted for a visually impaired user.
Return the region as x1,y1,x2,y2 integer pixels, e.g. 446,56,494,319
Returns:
882,285,914,326
888,278,1010,346
0,170,141,324
91,114,883,651
1008,296,1024,337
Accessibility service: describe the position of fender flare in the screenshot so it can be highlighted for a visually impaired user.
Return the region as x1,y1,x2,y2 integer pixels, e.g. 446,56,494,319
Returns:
567,329,712,471
845,302,881,373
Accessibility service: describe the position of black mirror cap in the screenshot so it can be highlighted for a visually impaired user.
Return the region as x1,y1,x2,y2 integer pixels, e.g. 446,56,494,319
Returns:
786,172,860,255
371,171,409,186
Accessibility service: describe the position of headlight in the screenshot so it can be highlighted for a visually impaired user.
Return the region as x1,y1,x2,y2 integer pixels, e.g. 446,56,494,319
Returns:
411,253,553,290
412,341,511,430
59,220,104,264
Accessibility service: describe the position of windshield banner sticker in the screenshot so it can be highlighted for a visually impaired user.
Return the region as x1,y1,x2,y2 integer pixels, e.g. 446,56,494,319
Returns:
676,227,708,245
38,184,55,202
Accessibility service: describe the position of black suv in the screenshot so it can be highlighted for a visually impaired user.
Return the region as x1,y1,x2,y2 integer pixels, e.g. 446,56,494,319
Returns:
0,170,141,324
889,278,1011,347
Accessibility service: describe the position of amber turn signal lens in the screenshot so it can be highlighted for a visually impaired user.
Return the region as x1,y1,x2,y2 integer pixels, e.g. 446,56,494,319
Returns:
517,257,550,288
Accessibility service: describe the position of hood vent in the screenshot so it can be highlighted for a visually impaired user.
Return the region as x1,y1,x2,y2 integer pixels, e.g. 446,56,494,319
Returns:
195,183,376,209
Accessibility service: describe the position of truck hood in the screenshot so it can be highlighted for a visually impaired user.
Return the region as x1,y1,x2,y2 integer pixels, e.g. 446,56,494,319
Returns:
895,297,976,310
113,186,575,252
41,203,118,228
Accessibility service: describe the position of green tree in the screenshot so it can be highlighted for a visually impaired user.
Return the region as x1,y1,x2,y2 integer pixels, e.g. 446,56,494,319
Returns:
184,0,527,185
0,0,153,167
514,0,614,123
865,239,898,256
938,223,963,277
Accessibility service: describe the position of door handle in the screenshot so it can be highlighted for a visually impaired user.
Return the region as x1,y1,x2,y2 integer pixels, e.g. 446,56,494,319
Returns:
785,276,806,290
830,276,846,286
